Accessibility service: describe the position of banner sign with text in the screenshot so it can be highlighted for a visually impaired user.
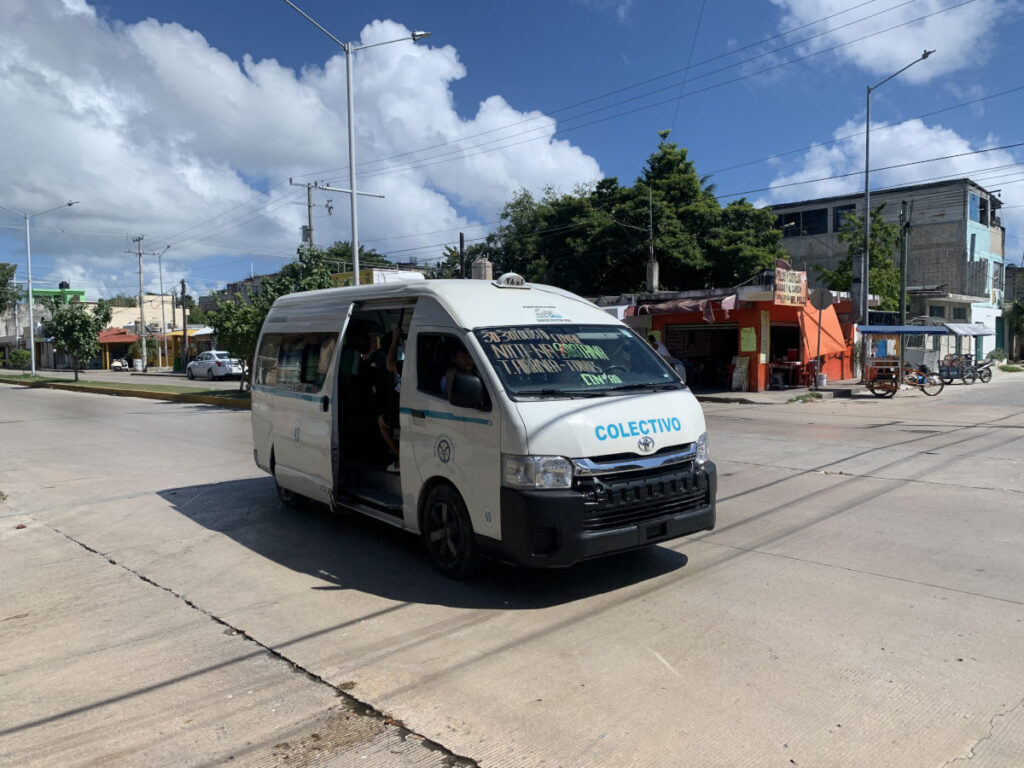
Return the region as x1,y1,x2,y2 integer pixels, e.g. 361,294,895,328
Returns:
774,268,808,306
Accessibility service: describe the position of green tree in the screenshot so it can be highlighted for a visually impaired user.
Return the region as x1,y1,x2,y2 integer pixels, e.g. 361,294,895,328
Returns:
8,348,30,370
104,293,139,308
815,204,901,311
127,337,160,367
476,134,782,295
209,245,335,389
323,241,391,273
41,298,112,381
1004,298,1024,360
1,263,25,315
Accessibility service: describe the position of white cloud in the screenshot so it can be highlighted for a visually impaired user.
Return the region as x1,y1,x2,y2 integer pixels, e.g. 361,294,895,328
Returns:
768,0,1016,83
0,1,601,299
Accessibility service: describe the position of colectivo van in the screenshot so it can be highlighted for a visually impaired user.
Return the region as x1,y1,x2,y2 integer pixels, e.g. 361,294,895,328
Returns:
251,274,716,576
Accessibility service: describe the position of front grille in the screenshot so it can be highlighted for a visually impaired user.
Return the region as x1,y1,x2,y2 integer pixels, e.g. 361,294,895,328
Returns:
576,462,709,532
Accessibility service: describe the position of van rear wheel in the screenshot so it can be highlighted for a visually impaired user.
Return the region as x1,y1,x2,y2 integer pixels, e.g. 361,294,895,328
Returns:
422,485,475,579
273,462,304,510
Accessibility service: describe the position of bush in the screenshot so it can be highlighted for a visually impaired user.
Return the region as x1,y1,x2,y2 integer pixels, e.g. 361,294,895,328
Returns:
999,364,1022,373
8,349,30,370
987,347,1007,362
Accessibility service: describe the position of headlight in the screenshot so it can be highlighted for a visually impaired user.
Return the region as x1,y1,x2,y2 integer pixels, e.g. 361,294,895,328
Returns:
502,454,573,490
695,432,709,464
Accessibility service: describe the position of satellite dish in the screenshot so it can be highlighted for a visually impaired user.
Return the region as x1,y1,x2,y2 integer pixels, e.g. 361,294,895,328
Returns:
809,288,835,310
775,259,791,270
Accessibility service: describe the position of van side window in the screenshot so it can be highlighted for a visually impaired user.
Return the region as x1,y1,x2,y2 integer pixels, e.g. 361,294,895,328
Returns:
255,332,338,394
416,333,488,408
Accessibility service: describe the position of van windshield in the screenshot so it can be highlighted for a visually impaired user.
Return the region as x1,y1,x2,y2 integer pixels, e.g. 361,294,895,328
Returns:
474,324,681,398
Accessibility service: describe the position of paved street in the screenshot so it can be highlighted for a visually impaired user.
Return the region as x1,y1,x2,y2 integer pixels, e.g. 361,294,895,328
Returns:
2,375,1023,767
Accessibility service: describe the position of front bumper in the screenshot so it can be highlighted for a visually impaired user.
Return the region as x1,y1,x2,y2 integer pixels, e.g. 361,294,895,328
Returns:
488,461,716,568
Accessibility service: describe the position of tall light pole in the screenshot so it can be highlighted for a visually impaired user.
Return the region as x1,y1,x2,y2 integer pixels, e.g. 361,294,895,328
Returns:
282,1,429,285
861,50,934,328
0,200,79,375
156,245,171,368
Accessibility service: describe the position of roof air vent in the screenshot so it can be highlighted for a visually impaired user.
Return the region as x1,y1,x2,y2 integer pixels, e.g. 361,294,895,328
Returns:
493,272,528,289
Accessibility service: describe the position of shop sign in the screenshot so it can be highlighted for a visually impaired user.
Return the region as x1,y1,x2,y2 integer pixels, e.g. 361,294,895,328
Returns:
774,268,808,306
332,269,375,287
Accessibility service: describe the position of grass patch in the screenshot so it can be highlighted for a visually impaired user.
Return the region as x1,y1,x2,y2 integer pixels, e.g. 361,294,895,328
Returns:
999,364,1023,373
788,392,824,403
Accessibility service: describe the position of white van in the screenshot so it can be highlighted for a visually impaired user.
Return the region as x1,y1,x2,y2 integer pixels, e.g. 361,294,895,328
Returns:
251,274,716,576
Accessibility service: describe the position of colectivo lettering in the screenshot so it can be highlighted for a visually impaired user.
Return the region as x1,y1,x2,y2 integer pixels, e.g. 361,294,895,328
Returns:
595,417,682,441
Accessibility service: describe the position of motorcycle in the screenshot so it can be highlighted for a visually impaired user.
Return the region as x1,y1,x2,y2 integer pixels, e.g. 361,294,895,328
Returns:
974,358,994,383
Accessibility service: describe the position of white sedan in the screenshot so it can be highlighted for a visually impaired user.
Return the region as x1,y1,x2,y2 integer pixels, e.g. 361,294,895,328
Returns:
186,350,244,380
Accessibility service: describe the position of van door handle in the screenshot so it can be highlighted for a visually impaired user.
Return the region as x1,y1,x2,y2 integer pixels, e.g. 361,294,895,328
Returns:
410,409,425,419
320,395,330,412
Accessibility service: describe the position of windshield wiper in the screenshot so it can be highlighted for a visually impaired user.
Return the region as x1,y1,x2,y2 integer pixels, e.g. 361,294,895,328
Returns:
517,388,607,399
597,382,679,393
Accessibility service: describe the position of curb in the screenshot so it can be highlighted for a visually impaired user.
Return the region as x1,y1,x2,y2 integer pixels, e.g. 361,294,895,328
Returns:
0,378,251,410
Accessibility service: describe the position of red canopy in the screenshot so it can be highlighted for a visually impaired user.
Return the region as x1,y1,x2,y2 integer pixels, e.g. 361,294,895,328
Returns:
799,304,848,360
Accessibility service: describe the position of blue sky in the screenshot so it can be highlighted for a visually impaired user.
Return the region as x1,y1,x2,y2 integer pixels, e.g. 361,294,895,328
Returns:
2,0,1022,302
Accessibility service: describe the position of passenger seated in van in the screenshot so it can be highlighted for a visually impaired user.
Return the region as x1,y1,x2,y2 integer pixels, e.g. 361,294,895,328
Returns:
440,341,478,400
377,330,403,472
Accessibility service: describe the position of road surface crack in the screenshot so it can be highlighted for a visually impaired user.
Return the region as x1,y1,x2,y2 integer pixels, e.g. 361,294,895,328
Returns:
52,524,480,768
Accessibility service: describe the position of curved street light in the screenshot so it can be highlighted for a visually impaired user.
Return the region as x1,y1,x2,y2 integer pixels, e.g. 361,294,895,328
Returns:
0,200,79,375
861,50,935,327
282,1,430,285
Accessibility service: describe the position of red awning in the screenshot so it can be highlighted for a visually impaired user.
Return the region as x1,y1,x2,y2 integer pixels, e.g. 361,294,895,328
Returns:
800,304,848,360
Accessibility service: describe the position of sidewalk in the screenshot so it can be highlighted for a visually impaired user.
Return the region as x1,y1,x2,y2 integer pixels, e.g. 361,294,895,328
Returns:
692,378,864,404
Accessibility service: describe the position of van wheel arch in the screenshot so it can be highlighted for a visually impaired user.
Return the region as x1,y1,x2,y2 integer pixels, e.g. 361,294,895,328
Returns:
419,479,476,579
270,448,304,510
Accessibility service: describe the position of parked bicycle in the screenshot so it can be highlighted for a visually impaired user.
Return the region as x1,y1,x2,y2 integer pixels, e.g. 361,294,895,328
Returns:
867,364,944,398
939,354,977,385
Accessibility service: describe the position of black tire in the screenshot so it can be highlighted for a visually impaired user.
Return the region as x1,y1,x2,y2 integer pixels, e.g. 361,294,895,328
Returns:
867,379,896,398
422,484,476,579
942,376,954,385
979,367,992,383
273,462,304,510
207,367,215,381
962,370,977,385
921,373,944,396
186,367,194,380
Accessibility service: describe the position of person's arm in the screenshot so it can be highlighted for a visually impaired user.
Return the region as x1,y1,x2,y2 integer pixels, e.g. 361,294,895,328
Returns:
386,329,401,374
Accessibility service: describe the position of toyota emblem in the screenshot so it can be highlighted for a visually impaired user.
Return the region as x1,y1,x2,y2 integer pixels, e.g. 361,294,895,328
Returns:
637,436,655,453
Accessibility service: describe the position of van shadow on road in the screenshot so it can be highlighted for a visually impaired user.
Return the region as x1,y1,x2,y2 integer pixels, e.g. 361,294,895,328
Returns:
157,477,687,610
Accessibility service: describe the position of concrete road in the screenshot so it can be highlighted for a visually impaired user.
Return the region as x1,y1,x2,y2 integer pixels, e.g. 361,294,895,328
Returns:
1,374,1023,767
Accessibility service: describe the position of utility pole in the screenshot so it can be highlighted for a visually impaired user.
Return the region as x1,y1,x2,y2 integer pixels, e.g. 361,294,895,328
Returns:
152,245,170,368
899,201,912,326
180,279,188,370
460,232,466,279
132,235,147,372
645,188,659,293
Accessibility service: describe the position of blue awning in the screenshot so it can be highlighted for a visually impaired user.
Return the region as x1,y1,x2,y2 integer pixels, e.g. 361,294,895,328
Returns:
859,325,949,335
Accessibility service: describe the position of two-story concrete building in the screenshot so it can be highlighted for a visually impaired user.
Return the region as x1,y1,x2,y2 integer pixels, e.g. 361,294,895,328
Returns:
770,178,1005,360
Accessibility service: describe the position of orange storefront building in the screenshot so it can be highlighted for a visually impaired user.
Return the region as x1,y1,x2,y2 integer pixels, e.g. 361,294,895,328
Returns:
620,271,855,392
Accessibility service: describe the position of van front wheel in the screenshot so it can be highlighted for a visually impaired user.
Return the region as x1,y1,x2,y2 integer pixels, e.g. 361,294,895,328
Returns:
422,485,475,579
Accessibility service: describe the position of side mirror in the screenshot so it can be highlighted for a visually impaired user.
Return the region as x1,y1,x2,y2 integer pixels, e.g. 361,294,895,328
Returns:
672,362,687,385
450,372,487,409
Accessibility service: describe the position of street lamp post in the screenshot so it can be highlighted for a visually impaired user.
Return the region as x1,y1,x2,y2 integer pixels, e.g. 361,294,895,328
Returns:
281,1,429,285
861,50,934,328
156,245,170,368
0,200,79,375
